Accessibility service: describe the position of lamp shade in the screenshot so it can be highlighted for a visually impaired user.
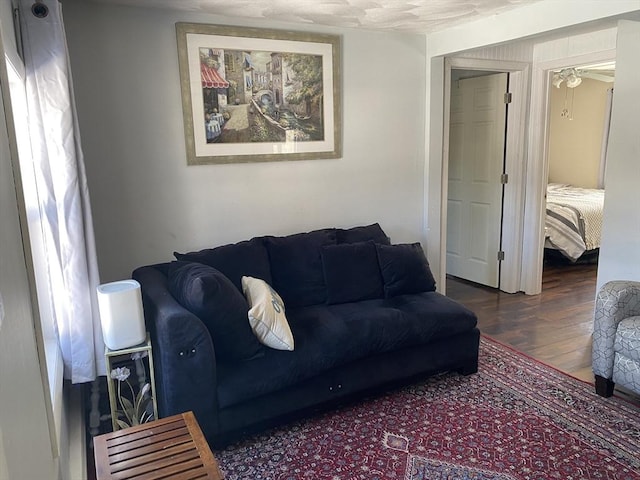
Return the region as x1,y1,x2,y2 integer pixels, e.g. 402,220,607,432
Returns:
97,279,146,350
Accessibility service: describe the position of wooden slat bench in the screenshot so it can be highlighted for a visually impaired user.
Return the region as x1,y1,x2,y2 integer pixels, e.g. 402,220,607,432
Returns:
94,411,224,480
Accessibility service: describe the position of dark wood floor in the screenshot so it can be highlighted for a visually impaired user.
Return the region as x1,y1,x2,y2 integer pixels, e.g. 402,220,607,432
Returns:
446,260,598,384
447,258,640,404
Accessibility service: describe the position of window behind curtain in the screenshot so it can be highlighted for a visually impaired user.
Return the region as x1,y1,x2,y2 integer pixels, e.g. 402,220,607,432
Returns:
5,50,63,438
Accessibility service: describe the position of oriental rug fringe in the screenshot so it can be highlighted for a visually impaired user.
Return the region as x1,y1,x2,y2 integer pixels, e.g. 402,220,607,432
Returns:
215,336,640,480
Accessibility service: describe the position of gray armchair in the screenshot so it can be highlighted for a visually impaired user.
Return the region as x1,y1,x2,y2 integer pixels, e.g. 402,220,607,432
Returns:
592,280,640,397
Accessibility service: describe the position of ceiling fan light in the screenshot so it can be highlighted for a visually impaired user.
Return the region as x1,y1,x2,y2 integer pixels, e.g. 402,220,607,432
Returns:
566,75,582,88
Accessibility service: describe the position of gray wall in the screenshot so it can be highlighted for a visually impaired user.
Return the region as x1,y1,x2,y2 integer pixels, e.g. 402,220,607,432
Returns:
63,0,427,282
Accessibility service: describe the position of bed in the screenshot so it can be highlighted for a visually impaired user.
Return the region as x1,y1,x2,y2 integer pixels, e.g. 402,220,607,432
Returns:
545,183,605,261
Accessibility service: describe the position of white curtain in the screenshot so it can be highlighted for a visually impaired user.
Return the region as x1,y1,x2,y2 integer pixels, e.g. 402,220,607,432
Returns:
598,87,614,189
20,0,105,382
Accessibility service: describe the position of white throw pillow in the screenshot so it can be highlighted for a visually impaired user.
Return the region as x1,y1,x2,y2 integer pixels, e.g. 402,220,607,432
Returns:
241,276,294,351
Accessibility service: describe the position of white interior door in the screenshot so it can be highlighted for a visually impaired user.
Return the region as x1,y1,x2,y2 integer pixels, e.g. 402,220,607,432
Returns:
446,72,508,288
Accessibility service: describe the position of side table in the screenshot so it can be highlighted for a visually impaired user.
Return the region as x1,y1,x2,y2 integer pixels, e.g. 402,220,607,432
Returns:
105,333,158,431
94,411,224,480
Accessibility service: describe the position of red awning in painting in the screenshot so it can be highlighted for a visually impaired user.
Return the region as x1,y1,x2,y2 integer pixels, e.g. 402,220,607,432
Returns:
201,64,229,88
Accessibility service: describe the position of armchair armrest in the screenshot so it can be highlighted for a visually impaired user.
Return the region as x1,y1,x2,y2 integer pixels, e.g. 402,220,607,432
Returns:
133,265,219,440
592,280,640,380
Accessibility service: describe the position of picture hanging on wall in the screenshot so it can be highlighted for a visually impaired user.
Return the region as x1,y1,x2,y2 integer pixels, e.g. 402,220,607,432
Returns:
176,23,342,165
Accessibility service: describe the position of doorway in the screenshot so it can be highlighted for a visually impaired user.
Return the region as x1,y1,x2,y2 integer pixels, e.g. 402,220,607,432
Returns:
542,63,613,268
446,71,509,288
519,49,616,295
441,58,529,294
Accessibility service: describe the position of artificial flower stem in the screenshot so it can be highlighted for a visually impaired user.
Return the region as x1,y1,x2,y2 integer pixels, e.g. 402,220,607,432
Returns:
125,380,139,425
117,380,133,426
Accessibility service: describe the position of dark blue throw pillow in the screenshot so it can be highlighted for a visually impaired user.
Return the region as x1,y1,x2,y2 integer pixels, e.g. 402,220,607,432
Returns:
265,229,337,308
375,243,437,298
336,223,391,245
174,237,272,293
167,262,262,362
321,241,384,304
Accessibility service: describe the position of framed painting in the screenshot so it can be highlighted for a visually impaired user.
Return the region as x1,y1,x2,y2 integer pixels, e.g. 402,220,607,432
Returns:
176,23,342,165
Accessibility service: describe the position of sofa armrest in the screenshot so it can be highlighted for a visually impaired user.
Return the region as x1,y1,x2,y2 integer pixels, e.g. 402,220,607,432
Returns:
133,265,219,438
592,280,640,379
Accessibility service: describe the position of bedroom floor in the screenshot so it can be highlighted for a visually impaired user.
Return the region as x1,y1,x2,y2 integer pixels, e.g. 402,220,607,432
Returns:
446,259,597,384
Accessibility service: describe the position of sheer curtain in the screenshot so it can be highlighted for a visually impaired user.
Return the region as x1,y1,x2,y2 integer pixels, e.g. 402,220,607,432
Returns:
20,0,104,382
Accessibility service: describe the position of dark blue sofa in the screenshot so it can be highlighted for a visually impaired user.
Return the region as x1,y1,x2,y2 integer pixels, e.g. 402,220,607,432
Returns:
132,224,479,446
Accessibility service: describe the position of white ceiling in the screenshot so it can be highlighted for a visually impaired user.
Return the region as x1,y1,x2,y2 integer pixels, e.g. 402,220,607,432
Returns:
88,0,545,33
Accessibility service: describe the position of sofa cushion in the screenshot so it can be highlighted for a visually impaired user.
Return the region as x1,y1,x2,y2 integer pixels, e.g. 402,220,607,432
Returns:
376,243,436,297
614,316,640,362
216,305,352,408
265,229,337,308
336,223,390,245
242,276,294,351
167,262,263,362
216,292,477,408
330,292,477,361
173,237,272,292
321,241,384,304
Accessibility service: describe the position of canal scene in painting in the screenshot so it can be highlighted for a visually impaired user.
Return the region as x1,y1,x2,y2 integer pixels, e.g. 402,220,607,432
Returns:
200,47,325,144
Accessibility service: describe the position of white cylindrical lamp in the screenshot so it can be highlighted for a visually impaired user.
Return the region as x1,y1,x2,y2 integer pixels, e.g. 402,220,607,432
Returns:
97,279,146,350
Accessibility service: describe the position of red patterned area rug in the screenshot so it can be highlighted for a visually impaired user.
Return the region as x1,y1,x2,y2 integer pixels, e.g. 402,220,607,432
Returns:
215,336,640,479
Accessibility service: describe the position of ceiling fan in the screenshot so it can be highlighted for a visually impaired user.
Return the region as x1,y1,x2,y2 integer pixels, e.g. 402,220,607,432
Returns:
552,62,615,88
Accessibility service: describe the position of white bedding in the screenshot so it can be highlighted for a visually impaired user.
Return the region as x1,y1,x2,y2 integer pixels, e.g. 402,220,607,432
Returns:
545,183,605,261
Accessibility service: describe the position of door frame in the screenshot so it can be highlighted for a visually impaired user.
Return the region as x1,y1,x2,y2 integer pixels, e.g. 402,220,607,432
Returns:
442,57,529,293
519,48,616,295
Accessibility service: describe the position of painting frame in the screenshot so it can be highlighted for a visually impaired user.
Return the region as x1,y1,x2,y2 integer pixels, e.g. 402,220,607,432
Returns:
176,22,342,165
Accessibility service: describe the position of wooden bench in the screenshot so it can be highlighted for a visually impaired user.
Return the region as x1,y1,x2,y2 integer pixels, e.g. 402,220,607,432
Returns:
94,411,224,479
